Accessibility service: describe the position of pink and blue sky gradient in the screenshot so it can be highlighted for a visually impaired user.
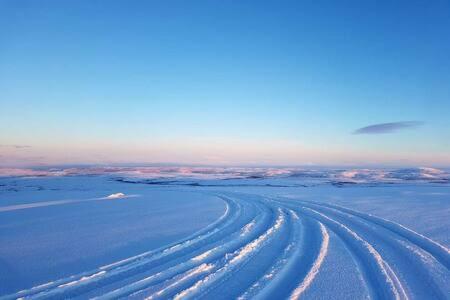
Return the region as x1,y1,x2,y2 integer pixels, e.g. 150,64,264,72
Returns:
1,1,449,167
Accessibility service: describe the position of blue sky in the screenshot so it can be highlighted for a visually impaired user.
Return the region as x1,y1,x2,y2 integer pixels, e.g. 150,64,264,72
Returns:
1,1,449,166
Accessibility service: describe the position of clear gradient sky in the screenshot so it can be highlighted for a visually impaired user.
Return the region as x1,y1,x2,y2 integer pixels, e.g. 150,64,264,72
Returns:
1,1,449,167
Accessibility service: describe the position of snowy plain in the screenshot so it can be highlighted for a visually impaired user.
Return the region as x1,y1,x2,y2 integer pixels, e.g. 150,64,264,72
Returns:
0,166,449,299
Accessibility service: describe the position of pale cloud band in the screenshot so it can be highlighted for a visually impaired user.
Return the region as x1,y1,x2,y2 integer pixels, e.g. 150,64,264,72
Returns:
0,144,32,149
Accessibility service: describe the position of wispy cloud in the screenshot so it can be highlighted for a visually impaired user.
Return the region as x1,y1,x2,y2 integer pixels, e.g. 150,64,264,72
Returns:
0,144,32,149
353,121,423,135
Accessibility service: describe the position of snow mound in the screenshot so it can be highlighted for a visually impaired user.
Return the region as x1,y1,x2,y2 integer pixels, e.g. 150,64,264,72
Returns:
106,193,126,199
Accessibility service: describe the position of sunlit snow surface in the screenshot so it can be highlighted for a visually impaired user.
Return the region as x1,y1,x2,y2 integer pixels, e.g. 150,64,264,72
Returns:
0,167,449,299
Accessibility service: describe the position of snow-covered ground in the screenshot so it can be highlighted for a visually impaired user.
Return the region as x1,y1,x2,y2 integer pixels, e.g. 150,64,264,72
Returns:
0,167,449,299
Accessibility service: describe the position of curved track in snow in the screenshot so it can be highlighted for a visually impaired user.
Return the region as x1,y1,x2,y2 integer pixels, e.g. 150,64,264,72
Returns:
2,192,449,300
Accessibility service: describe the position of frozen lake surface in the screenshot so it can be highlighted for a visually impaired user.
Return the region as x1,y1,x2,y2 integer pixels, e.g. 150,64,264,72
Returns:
0,167,449,299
